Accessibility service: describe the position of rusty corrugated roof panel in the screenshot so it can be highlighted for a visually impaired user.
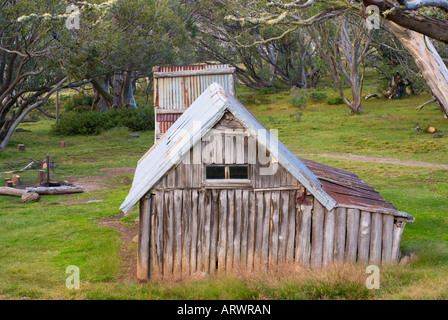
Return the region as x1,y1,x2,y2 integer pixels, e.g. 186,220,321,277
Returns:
300,158,413,220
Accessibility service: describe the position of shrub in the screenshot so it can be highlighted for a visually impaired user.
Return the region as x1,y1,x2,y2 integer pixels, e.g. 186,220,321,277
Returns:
326,96,344,105
63,93,94,113
291,95,307,109
51,107,154,136
308,91,327,102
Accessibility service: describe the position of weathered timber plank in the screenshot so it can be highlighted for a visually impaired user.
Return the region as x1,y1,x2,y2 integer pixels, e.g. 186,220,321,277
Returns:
191,190,199,273
209,190,219,274
370,212,383,265
382,215,394,264
254,192,264,265
270,191,280,265
296,199,312,267
278,191,289,264
262,192,271,265
225,133,234,164
247,191,256,269
182,190,192,276
322,209,335,268
173,190,183,277
358,211,372,265
218,189,227,274
233,189,242,268
345,208,360,263
197,191,205,272
137,196,151,280
226,189,235,271
333,207,347,263
241,190,249,268
285,191,296,262
155,190,165,277
203,191,211,273
163,191,174,277
149,197,156,279
235,133,245,164
311,198,325,269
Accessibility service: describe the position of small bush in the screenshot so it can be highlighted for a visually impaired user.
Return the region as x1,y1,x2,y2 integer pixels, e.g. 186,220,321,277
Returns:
291,95,307,109
51,107,154,136
63,93,94,113
308,91,327,102
326,96,344,105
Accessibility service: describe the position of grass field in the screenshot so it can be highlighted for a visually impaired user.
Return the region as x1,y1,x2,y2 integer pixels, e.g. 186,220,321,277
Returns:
0,81,447,300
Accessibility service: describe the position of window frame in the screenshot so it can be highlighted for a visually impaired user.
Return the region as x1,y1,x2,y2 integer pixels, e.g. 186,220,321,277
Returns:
203,164,252,188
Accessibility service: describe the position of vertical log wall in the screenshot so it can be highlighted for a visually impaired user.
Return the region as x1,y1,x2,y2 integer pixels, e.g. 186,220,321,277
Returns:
137,190,406,280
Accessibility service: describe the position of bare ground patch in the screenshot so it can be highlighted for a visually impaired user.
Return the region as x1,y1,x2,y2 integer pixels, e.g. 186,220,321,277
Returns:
296,152,448,169
97,213,138,283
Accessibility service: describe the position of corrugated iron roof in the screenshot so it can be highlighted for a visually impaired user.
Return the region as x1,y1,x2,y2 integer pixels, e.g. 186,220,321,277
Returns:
300,159,413,221
120,82,413,222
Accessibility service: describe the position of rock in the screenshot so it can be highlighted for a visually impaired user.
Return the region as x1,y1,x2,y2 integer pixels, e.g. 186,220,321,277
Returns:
128,133,140,138
21,192,40,203
427,126,437,133
433,133,444,138
414,126,422,132
399,252,417,266
132,234,139,243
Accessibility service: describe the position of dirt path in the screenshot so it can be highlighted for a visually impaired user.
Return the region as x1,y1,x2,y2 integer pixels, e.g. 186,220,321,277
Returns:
97,213,138,283
296,152,448,169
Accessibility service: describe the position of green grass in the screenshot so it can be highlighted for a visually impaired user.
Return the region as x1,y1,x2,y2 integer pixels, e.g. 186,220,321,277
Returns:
0,81,447,300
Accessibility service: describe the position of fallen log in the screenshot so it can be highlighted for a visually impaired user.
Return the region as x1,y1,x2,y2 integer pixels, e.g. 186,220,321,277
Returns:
26,185,84,195
0,161,35,176
0,187,40,203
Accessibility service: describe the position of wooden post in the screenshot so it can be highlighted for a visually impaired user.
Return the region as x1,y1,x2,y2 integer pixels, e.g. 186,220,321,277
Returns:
11,174,20,187
46,154,50,187
38,170,46,185
59,141,67,148
4,178,13,187
17,144,25,151
137,196,151,281
391,220,406,264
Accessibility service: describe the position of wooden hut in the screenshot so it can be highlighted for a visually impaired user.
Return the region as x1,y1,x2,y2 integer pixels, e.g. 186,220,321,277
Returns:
120,83,414,281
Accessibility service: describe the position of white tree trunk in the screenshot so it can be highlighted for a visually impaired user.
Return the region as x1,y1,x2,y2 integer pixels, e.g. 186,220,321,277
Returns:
387,21,448,118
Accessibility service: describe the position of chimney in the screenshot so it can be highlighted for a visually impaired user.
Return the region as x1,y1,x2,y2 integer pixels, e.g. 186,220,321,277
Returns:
153,64,236,141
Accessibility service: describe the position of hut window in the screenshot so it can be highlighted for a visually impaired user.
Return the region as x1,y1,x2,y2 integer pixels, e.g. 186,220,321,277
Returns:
206,165,249,180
